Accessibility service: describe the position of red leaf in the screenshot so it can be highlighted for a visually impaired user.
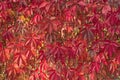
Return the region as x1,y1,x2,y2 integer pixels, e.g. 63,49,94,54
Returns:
39,71,47,80
39,1,49,8
81,27,94,43
90,62,100,73
13,52,27,67
89,72,95,80
47,42,66,63
6,63,23,79
78,1,86,7
49,69,61,80
0,42,3,51
31,14,43,24
102,5,111,15
25,48,35,60
0,48,10,62
39,60,48,72
29,69,39,80
104,40,118,57
2,26,14,41
64,10,73,21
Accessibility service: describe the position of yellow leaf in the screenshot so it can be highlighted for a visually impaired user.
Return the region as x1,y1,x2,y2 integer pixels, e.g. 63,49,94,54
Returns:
19,15,26,22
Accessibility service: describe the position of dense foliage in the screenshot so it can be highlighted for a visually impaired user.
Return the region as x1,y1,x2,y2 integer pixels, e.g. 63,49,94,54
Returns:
0,0,120,80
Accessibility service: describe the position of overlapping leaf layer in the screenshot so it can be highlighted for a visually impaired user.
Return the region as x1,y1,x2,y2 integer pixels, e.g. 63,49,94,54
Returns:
0,0,120,80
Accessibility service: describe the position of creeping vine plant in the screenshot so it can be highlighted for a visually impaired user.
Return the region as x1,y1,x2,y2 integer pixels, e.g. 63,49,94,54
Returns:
0,0,120,80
